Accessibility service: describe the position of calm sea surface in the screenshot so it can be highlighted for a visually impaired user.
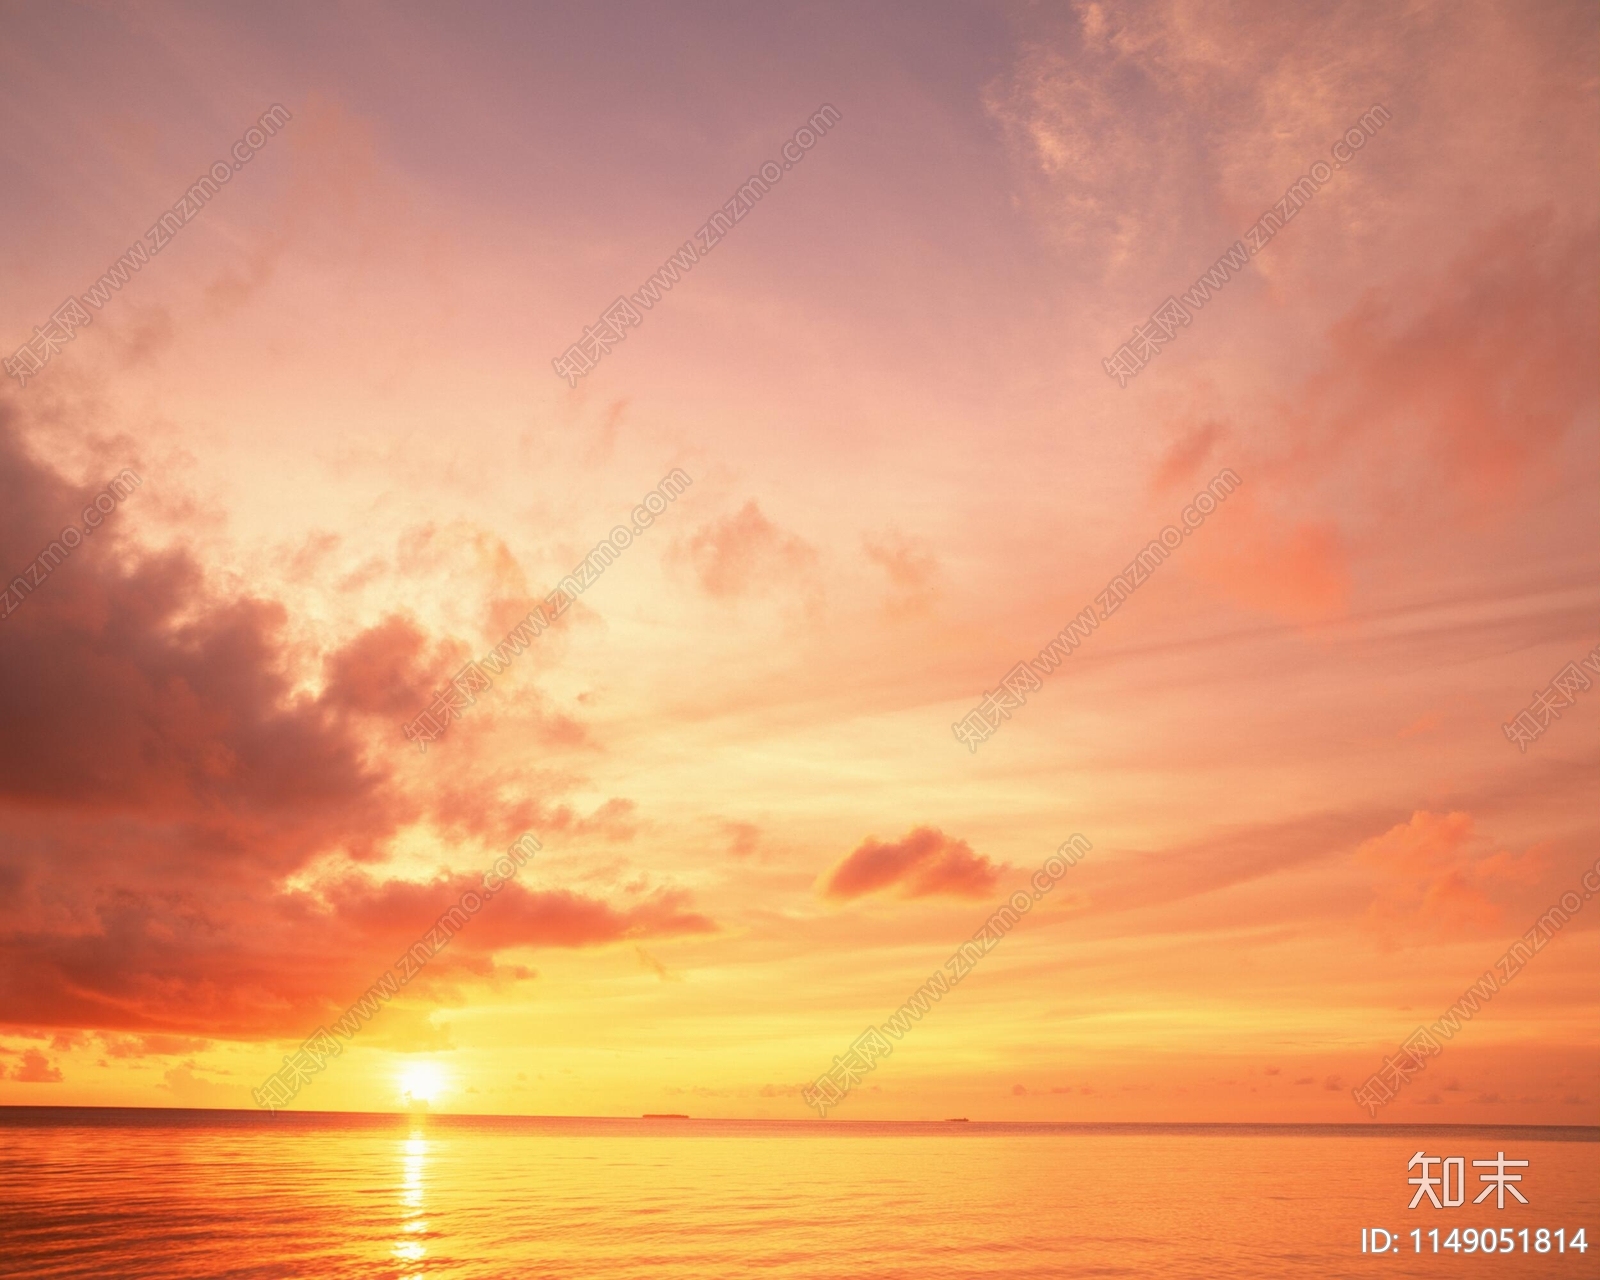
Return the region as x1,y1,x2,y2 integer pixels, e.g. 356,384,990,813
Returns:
0,1110,1595,1279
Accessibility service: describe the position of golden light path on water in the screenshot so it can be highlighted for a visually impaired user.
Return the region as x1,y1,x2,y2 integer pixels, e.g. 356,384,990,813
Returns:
396,1133,430,1276
0,1111,1595,1278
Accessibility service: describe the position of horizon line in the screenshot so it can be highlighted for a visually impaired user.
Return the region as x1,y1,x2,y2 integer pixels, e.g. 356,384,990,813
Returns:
1,1104,1596,1134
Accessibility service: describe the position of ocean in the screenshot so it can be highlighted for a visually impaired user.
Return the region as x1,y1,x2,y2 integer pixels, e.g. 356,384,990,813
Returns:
1,1110,1595,1278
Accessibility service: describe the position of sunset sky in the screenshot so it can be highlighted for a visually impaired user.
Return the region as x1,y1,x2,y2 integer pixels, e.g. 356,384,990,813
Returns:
1,0,1595,1123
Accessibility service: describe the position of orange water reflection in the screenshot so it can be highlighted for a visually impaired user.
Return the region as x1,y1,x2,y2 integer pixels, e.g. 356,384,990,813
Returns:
393,1128,431,1276
1,1113,1595,1278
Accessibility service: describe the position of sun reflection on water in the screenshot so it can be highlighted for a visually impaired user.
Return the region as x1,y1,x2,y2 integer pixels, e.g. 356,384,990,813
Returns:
393,1130,430,1275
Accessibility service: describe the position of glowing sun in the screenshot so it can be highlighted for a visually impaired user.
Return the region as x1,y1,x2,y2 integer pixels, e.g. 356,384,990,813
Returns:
399,1062,445,1106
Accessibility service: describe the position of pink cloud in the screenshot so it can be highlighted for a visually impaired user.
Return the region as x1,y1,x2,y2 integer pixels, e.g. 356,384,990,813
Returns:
1152,420,1226,493
678,502,817,599
1356,810,1545,941
1169,212,1595,627
320,615,465,720
822,826,1002,901
1306,212,1598,496
1188,493,1352,623
863,531,939,614
723,821,761,858
0,404,713,1042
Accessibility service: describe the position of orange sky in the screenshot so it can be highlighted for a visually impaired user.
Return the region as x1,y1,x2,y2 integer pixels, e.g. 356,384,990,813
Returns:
0,0,1596,1123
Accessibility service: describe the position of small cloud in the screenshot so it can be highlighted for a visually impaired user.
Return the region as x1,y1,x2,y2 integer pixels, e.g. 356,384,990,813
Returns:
1191,497,1352,624
367,1014,456,1055
12,1049,63,1083
1012,1083,1029,1095
821,826,1003,902
678,502,818,600
1323,1075,1343,1091
102,1033,215,1059
572,798,640,842
1474,1092,1504,1105
1152,420,1225,491
319,614,460,720
159,1063,236,1107
1263,1066,1281,1076
723,821,761,858
1357,811,1544,943
281,530,341,583
584,398,629,465
1398,711,1441,740
863,531,939,614
1294,1076,1315,1086
635,946,681,982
